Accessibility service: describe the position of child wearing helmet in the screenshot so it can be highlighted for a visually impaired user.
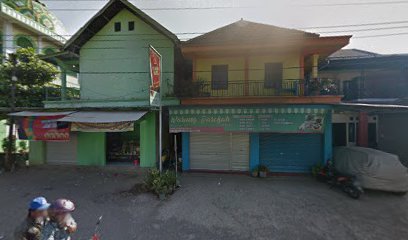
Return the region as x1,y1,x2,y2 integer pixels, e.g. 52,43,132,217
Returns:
41,199,77,240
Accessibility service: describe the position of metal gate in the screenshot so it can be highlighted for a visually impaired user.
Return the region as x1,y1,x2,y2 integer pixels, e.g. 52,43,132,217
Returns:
46,133,78,165
260,133,322,173
190,133,249,171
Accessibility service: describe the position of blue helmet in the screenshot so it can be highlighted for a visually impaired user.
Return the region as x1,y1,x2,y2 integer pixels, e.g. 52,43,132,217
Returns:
29,197,51,211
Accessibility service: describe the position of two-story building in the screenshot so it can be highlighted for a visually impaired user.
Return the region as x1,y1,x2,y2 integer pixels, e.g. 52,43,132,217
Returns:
170,20,351,173
320,49,408,166
28,0,180,167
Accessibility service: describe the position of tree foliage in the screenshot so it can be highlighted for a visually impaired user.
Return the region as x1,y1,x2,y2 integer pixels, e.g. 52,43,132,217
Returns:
0,48,59,108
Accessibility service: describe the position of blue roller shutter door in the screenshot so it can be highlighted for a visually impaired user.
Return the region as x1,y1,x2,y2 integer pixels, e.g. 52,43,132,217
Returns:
260,133,322,173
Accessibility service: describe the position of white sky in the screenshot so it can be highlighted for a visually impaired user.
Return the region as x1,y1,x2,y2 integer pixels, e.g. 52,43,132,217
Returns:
42,0,408,54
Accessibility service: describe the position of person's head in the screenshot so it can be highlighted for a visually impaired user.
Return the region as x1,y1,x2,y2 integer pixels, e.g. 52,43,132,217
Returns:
28,197,50,219
49,199,75,226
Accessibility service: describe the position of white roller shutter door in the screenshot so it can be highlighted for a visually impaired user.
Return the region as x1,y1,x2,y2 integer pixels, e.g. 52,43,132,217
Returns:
190,133,249,171
46,133,78,165
231,134,250,171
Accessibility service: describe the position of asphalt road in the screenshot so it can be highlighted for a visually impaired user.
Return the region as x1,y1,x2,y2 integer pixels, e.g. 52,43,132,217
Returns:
0,166,407,240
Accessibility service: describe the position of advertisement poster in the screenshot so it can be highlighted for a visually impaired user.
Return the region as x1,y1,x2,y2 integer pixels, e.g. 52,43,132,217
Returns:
149,45,161,107
18,116,70,141
169,106,327,134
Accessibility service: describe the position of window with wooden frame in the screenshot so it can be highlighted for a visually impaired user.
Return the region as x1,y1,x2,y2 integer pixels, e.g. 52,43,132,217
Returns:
211,65,228,90
264,63,283,88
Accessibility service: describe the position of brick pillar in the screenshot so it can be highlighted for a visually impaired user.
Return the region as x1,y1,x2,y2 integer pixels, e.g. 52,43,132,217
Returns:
357,112,369,147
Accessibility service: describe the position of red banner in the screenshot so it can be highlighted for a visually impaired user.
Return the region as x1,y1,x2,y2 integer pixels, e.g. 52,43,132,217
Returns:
149,46,161,106
18,116,70,141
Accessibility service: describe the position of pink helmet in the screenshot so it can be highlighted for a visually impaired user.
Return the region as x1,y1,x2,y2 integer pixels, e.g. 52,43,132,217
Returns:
51,199,75,213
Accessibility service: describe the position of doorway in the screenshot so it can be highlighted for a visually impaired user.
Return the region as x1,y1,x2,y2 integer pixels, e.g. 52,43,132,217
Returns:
106,123,140,165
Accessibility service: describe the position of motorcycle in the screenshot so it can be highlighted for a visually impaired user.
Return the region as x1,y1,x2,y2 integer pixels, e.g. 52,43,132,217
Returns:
91,216,103,240
317,161,363,199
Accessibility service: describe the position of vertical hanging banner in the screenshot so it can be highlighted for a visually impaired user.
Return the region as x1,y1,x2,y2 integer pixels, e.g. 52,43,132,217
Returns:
149,45,162,106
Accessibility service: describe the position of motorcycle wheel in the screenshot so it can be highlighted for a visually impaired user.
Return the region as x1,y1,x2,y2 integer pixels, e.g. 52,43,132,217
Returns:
344,186,361,199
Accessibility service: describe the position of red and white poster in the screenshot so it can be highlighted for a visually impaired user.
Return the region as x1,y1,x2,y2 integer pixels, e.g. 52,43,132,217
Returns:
149,45,162,107
18,116,70,141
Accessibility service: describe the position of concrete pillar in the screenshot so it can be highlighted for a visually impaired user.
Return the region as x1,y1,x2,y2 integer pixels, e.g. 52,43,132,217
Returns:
182,132,190,171
323,111,333,162
140,112,157,168
249,133,260,170
312,54,319,79
37,36,43,54
358,112,369,147
61,69,67,100
3,21,14,58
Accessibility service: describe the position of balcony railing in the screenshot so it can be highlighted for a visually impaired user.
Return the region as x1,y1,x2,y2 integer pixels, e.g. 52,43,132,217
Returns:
177,80,300,98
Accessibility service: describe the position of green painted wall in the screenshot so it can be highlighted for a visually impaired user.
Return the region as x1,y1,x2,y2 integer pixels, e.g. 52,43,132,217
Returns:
77,132,106,166
80,9,175,102
140,112,157,167
29,141,46,165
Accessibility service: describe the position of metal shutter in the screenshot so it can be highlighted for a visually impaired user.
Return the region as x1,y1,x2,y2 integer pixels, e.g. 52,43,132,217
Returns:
46,133,78,165
260,133,322,173
190,133,249,171
231,134,250,171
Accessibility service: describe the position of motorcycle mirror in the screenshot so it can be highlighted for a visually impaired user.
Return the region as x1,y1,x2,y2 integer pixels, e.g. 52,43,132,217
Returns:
96,216,103,225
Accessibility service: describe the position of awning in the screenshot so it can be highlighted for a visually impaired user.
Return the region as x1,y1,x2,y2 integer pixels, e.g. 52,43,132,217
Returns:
8,111,75,117
57,111,147,123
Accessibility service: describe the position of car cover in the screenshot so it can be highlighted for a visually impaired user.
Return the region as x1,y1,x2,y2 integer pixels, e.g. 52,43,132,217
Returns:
334,147,408,192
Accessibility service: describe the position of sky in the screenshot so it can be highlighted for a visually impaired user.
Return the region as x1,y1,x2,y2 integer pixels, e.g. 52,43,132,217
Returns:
42,0,408,54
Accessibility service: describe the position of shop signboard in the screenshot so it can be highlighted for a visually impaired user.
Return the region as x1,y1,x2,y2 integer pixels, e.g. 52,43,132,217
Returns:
71,122,134,132
149,45,161,107
169,106,327,134
17,116,70,141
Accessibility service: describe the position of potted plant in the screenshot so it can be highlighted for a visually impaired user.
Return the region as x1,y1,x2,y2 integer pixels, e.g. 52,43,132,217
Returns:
258,165,269,178
251,167,259,177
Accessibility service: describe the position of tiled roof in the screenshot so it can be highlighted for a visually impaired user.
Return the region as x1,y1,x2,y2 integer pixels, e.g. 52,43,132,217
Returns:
184,19,320,46
328,49,381,60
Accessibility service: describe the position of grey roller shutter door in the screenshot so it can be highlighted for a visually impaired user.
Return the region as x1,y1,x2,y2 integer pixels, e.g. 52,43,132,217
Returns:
190,133,249,171
46,133,78,165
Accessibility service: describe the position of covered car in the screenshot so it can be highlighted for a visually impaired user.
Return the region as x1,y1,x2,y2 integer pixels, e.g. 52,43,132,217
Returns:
333,147,408,193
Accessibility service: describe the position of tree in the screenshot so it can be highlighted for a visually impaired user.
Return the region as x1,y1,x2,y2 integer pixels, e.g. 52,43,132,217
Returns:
0,48,59,171
0,48,59,108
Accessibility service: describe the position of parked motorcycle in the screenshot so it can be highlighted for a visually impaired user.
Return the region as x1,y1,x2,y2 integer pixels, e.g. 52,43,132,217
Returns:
317,161,363,199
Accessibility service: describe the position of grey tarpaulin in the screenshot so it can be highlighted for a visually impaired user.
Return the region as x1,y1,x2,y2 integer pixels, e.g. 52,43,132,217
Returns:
334,147,408,192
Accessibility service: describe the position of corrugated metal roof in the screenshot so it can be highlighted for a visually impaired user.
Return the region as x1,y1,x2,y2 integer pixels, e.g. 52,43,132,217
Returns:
57,111,147,123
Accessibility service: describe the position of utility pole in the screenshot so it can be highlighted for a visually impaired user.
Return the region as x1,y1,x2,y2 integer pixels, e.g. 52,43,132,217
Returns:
5,54,17,171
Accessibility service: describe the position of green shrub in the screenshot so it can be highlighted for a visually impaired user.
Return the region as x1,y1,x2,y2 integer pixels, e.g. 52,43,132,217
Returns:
258,165,269,172
145,169,177,197
311,163,323,177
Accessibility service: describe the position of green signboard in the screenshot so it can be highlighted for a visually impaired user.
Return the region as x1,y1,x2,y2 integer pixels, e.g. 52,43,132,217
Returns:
169,106,327,134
